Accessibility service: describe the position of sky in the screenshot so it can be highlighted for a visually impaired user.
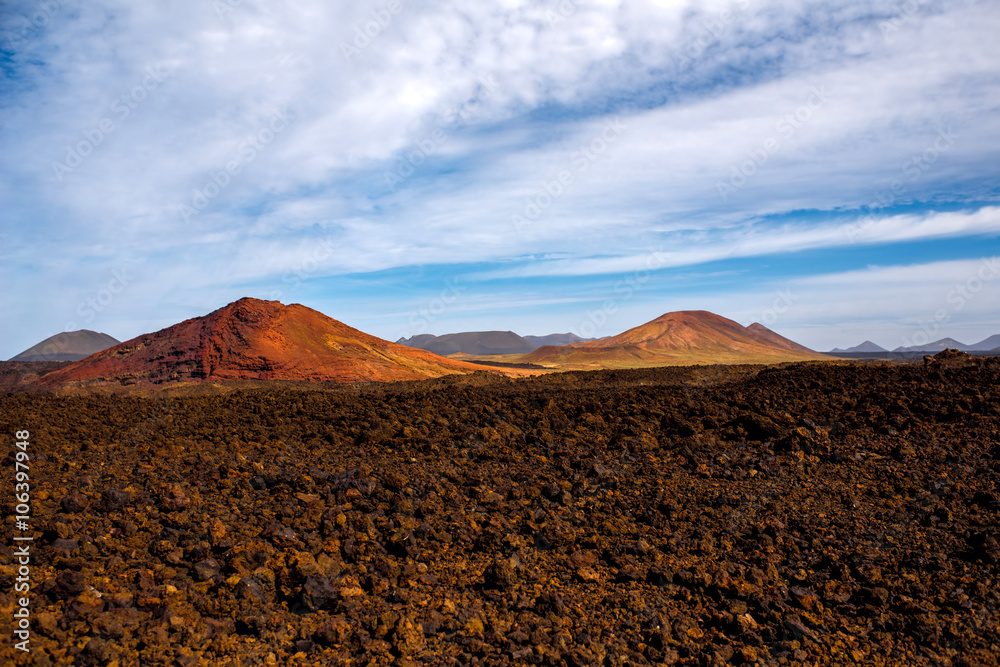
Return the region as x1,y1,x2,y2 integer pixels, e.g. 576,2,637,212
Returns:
1,0,999,359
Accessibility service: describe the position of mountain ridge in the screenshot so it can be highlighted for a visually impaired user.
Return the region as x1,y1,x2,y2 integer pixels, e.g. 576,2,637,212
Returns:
397,330,535,356
397,330,593,356
894,337,974,353
828,340,889,354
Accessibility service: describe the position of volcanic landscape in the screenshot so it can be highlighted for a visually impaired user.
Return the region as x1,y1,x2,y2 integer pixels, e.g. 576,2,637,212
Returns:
1,299,998,666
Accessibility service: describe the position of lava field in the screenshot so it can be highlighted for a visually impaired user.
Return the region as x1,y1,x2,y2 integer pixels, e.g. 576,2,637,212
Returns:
1,357,998,665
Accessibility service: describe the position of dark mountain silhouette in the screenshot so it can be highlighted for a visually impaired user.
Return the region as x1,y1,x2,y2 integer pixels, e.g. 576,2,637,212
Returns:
523,333,592,348
969,334,1000,351
893,338,974,353
397,331,596,356
828,340,888,354
10,330,120,362
397,331,536,356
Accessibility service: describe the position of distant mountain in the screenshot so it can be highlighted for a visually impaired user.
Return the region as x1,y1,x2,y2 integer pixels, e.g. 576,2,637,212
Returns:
397,330,596,356
828,340,888,354
39,298,493,388
969,334,1000,351
523,333,592,348
522,311,825,369
893,337,974,353
10,330,120,362
397,331,536,356
829,334,1000,355
396,334,439,349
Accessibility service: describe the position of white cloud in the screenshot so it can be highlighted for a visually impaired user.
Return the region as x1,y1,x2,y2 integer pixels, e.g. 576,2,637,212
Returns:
2,0,999,357
475,208,1000,279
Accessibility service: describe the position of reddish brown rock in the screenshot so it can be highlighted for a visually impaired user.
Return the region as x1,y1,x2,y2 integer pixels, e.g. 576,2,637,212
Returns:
158,483,191,511
2,358,998,665
37,297,505,387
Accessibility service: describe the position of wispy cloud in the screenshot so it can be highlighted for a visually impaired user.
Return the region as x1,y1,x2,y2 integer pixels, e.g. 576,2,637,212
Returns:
1,0,999,357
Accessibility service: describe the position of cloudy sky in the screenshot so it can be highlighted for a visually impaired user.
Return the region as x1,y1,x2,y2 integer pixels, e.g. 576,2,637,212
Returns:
2,0,999,358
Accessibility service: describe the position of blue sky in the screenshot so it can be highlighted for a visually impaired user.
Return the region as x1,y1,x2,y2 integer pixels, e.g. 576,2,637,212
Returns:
2,0,999,359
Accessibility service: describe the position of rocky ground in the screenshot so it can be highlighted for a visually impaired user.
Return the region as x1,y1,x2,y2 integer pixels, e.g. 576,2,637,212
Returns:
1,354,998,665
0,362,71,394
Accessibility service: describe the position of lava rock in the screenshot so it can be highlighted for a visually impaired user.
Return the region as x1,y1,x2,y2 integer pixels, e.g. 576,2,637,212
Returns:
60,492,89,513
158,483,191,511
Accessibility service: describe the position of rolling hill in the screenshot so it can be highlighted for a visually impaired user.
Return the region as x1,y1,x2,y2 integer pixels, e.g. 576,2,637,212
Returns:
971,334,1000,351
397,330,594,356
828,341,889,354
522,333,592,348
893,338,974,353
521,310,826,369
37,298,497,388
10,330,120,361
397,331,536,356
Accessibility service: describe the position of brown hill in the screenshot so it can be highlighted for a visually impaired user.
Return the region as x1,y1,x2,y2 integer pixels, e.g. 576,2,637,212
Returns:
521,310,826,369
10,330,120,361
37,298,499,388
